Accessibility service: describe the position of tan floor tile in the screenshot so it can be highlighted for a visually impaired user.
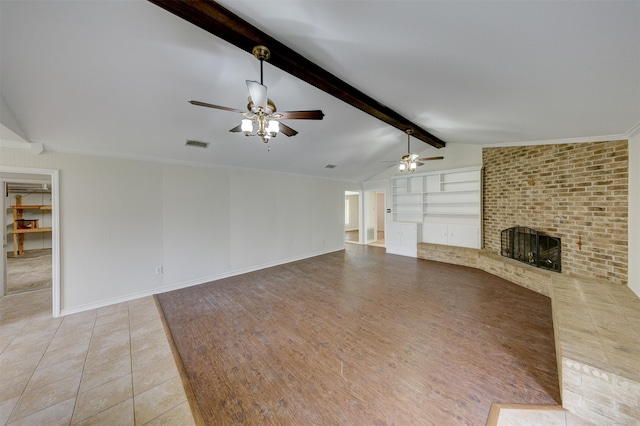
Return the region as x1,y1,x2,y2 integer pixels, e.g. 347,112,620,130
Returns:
9,373,81,423
39,338,90,369
97,302,129,317
131,343,174,374
88,327,130,352
1,340,49,365
129,315,164,340
7,396,75,426
144,400,195,426
132,350,180,396
60,309,98,326
74,398,134,425
47,327,93,352
131,327,171,354
27,354,87,390
129,306,161,326
55,320,95,339
134,376,187,425
0,330,21,353
84,340,130,370
0,373,31,404
0,396,20,425
127,296,156,310
0,352,41,383
92,316,129,337
79,354,131,393
495,408,566,426
72,374,133,424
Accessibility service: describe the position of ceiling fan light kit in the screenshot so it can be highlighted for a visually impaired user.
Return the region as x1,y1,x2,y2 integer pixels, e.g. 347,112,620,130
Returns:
397,129,444,172
189,45,324,147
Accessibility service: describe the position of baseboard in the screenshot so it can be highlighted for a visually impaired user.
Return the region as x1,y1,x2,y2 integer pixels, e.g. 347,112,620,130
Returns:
59,246,345,316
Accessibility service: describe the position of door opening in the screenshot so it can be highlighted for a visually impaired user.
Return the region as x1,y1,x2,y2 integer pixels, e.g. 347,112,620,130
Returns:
363,190,386,247
0,167,60,316
3,180,53,296
344,191,361,244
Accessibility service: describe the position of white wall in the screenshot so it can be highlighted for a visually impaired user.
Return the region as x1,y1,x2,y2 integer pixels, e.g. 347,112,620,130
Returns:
0,147,347,314
628,129,639,297
363,191,378,243
376,192,385,230
344,194,359,231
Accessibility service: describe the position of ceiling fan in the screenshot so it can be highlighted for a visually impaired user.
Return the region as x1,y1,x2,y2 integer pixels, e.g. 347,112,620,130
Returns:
383,129,444,172
189,45,324,144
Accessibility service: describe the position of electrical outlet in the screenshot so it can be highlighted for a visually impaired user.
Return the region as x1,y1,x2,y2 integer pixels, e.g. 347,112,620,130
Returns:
155,266,163,275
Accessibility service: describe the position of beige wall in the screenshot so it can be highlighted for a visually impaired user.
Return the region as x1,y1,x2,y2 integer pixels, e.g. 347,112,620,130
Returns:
483,140,628,285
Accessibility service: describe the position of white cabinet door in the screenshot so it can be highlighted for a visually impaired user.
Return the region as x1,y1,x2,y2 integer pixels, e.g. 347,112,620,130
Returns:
386,222,403,246
422,224,480,248
448,225,480,249
386,222,420,257
422,223,448,245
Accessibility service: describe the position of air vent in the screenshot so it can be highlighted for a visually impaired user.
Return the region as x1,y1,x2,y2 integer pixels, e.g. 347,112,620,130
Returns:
185,140,209,149
325,164,337,169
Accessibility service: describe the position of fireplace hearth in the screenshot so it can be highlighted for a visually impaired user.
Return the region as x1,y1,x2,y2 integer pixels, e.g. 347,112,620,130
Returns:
501,227,561,272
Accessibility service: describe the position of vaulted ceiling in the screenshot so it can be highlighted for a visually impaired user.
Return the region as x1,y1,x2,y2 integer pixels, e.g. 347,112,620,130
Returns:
1,0,638,182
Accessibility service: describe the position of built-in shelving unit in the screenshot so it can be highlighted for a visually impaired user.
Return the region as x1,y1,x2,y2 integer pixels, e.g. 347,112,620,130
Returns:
390,166,482,250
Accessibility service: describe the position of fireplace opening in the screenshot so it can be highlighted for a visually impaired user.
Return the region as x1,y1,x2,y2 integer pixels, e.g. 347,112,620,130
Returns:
501,227,561,272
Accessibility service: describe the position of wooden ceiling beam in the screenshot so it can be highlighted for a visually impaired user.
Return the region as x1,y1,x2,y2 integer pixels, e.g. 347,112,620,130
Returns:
148,0,445,149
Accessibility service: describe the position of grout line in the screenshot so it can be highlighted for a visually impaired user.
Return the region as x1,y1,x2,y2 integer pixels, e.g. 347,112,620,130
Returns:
5,306,65,425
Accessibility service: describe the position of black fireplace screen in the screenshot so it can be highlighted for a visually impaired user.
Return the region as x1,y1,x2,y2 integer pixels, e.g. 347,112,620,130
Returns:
501,227,561,272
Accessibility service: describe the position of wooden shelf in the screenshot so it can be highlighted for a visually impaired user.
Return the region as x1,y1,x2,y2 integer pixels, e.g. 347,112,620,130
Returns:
10,195,52,256
10,204,51,210
11,227,53,234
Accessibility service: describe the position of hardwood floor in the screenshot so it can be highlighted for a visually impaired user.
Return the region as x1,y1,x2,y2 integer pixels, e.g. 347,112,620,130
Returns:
157,245,560,425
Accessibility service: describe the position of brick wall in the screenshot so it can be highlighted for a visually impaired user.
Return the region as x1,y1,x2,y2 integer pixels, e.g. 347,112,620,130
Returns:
483,140,628,285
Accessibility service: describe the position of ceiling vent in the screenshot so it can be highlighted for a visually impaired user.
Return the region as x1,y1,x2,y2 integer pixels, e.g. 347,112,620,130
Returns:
325,164,337,169
185,140,209,149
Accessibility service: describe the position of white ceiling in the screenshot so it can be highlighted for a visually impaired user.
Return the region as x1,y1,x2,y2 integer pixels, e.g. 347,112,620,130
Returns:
1,0,638,182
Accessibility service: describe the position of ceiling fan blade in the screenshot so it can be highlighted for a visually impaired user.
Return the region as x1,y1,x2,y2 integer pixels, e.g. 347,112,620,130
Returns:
246,80,267,111
229,124,242,133
278,110,325,120
278,122,298,137
416,161,424,167
417,156,445,161
189,100,244,113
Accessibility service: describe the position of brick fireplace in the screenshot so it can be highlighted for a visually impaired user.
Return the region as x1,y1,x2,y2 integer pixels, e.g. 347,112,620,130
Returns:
483,140,628,285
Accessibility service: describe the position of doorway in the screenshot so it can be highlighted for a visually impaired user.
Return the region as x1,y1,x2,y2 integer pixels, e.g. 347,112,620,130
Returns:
0,167,60,316
369,191,385,247
344,191,361,244
363,190,386,247
3,181,53,295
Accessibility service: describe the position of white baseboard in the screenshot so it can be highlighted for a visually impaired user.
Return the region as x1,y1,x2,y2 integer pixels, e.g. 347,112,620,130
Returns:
59,246,345,316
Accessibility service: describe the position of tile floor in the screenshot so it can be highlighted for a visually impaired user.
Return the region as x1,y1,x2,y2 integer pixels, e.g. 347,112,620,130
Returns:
0,289,194,425
490,404,594,426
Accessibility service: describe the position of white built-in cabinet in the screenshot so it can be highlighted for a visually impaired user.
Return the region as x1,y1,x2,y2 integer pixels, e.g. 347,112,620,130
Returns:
386,222,421,257
389,166,482,256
